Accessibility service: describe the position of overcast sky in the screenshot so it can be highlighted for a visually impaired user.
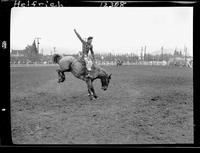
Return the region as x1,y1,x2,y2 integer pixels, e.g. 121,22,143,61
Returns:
11,7,193,56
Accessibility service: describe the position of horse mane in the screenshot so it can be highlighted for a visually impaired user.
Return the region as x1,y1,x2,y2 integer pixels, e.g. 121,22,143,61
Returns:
52,54,62,64
93,64,109,78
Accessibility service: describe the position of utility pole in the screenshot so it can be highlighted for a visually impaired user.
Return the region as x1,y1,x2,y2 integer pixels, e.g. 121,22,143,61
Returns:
184,46,187,61
161,46,164,61
144,45,147,61
35,37,41,54
174,47,177,58
53,47,56,54
141,46,143,61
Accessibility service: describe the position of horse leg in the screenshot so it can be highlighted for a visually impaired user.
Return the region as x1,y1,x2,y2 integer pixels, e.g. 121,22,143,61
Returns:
56,69,65,83
90,82,98,99
86,79,94,100
61,71,65,81
88,89,92,96
91,88,98,99
56,69,62,83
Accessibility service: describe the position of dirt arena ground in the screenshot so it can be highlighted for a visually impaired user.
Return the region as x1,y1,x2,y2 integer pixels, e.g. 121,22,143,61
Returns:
11,65,193,144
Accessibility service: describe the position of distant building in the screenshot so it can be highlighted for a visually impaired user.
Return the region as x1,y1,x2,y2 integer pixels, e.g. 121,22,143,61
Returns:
10,49,26,57
11,40,40,63
168,57,193,68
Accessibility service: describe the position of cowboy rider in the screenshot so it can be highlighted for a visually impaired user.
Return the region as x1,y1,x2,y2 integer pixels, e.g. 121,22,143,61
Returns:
74,29,95,78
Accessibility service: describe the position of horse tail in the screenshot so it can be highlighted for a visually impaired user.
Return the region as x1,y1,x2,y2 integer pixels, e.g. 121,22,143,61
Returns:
52,54,62,64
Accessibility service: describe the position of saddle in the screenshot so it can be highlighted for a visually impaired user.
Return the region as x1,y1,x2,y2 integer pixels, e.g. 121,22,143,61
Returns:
78,57,98,79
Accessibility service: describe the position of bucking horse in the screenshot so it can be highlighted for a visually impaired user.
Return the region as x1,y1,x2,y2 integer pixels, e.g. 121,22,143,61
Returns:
52,54,112,100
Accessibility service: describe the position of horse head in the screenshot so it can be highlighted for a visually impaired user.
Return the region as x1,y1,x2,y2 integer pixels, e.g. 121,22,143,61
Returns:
100,72,112,91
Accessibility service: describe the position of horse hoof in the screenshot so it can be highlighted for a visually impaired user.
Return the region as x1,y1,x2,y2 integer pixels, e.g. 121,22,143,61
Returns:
90,96,98,100
58,79,64,83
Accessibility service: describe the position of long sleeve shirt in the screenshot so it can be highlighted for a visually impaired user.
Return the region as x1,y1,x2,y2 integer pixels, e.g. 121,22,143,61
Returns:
74,30,95,61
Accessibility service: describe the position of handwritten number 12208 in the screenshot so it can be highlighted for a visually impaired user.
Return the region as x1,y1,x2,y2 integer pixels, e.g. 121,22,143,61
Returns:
100,2,126,7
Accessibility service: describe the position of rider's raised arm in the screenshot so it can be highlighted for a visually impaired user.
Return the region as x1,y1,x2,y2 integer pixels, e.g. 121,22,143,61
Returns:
90,45,95,62
74,29,84,43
